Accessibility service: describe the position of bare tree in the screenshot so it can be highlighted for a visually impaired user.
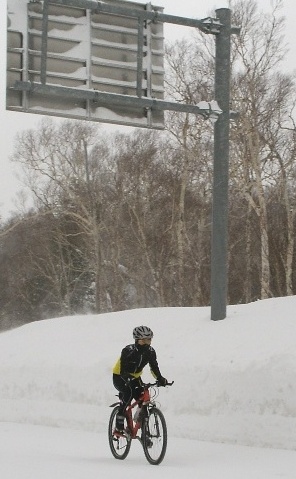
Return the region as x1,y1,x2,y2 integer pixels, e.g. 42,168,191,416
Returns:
231,0,293,299
165,39,214,304
12,119,112,312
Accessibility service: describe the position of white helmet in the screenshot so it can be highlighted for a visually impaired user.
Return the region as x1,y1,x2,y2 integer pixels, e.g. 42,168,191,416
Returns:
133,325,154,340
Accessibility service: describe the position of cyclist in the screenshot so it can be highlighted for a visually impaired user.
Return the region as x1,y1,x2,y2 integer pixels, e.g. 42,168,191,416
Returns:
112,325,168,435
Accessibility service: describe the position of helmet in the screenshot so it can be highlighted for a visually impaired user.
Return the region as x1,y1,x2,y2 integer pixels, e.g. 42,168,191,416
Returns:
133,325,154,340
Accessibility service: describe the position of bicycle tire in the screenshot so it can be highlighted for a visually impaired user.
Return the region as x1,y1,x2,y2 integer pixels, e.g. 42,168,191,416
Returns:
108,405,132,460
142,406,167,465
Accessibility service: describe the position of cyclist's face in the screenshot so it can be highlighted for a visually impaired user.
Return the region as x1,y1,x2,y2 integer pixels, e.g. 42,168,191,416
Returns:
138,338,152,346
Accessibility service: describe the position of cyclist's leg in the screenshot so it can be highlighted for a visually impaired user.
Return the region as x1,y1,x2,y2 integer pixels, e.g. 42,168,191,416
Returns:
113,374,133,432
131,377,144,402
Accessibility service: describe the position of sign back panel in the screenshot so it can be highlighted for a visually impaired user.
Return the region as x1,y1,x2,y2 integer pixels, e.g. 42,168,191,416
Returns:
7,0,165,129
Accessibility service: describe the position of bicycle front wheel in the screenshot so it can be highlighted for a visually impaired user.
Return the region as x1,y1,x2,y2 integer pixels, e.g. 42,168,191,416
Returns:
142,407,167,465
108,406,131,460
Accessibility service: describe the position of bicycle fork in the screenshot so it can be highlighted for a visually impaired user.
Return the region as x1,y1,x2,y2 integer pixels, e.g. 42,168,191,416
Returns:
145,407,161,439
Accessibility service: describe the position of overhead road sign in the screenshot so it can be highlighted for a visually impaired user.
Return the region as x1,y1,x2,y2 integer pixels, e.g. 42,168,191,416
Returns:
7,0,231,128
7,0,165,128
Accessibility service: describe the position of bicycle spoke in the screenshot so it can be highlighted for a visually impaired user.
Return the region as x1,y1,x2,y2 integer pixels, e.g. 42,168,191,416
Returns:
108,406,131,460
142,407,167,465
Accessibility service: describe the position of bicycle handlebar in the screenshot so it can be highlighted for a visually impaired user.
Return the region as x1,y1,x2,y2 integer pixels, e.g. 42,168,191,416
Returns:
165,381,174,386
143,380,174,388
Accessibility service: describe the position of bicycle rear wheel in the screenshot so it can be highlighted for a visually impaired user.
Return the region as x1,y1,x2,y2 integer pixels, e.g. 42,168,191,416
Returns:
108,406,131,460
142,406,167,465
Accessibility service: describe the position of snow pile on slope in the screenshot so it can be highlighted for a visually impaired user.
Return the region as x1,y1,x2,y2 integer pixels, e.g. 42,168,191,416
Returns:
0,297,295,450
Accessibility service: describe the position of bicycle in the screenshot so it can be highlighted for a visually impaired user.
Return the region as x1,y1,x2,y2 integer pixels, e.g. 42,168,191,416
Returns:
108,381,174,465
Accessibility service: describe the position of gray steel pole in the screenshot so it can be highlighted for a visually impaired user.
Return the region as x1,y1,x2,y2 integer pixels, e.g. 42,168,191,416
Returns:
210,9,231,321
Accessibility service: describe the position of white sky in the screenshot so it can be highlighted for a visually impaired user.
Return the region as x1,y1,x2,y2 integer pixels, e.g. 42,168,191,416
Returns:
1,0,296,218
0,296,296,476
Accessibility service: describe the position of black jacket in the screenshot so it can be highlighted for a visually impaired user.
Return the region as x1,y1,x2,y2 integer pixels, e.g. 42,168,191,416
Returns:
113,343,162,380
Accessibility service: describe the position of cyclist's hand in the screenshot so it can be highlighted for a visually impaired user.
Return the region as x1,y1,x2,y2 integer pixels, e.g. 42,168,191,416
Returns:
157,376,168,387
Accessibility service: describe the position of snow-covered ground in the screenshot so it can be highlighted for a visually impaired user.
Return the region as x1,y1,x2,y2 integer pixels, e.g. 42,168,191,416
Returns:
1,422,295,479
0,297,296,477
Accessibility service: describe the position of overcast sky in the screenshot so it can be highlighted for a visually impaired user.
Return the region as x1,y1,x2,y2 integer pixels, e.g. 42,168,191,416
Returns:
1,0,296,218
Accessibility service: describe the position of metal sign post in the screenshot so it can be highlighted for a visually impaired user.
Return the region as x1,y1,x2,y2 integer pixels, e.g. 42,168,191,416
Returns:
211,8,232,321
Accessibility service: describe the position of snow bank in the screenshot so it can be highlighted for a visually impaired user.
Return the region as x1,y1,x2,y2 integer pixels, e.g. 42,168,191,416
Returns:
0,298,295,450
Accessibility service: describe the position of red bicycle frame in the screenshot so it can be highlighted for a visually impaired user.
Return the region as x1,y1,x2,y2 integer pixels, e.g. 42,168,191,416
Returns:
110,384,155,440
124,387,151,439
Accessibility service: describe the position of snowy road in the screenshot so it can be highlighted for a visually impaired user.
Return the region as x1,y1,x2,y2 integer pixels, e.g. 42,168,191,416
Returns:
0,423,295,479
